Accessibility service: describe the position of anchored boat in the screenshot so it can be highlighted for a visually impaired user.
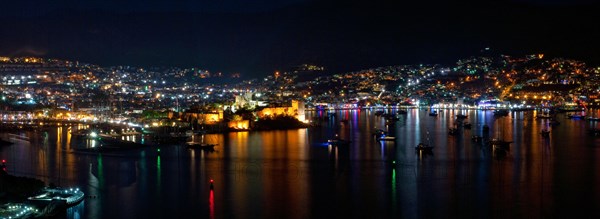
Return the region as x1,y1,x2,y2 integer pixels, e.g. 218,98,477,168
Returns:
28,187,85,207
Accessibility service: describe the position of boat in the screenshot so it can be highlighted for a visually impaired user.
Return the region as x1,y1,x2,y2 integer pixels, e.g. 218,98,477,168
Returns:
429,110,438,117
0,137,13,146
377,135,396,141
372,129,387,136
488,138,512,151
448,127,459,136
415,142,434,151
415,130,434,152
327,139,351,146
489,118,512,151
536,114,553,119
186,134,217,150
587,117,600,122
471,135,483,142
384,114,399,121
482,124,490,132
463,122,472,129
456,114,468,119
8,133,30,142
70,129,90,138
493,146,508,158
192,130,208,135
327,135,351,146
540,129,550,137
567,113,585,119
186,142,216,150
588,128,600,136
170,132,188,138
397,109,408,114
493,109,509,117
28,187,85,207
511,108,535,112
556,107,584,113
0,203,38,218
374,110,384,116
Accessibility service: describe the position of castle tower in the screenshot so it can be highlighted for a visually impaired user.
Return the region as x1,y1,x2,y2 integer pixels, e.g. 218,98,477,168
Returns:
292,100,306,122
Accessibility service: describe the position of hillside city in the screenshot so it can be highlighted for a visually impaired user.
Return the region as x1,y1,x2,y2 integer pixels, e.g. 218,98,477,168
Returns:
1,54,599,130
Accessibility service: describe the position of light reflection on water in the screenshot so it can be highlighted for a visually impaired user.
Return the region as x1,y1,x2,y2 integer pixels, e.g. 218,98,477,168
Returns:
66,201,84,219
0,109,600,218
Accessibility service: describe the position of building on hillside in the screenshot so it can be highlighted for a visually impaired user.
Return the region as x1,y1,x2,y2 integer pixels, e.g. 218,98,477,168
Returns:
181,110,224,125
257,100,306,122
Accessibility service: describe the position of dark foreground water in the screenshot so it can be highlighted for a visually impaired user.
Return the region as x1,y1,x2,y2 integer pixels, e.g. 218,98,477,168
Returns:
2,109,600,218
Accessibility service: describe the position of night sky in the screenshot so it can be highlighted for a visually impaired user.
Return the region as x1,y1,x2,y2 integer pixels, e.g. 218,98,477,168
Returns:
1,0,599,77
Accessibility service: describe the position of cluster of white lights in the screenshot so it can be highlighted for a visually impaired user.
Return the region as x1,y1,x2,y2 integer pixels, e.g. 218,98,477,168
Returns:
2,204,37,219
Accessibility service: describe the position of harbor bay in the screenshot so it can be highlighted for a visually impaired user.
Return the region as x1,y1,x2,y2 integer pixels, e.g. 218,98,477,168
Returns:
2,109,600,218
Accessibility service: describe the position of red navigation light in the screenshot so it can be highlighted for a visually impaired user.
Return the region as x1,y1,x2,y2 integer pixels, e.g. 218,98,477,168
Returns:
210,179,214,183
2,160,5,163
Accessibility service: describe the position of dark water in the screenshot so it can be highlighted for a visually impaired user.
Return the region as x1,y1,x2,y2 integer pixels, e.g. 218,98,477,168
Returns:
2,109,600,218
